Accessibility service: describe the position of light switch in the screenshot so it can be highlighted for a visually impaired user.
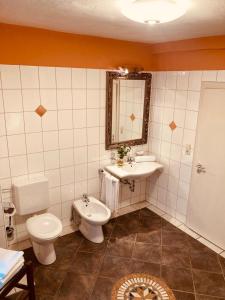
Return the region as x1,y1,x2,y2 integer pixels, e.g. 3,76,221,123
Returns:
185,144,192,155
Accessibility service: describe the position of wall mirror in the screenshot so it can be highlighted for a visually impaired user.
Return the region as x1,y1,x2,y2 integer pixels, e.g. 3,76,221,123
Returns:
105,71,152,150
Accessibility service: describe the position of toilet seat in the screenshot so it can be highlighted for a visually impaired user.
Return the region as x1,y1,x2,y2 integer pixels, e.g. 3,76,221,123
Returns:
26,213,62,241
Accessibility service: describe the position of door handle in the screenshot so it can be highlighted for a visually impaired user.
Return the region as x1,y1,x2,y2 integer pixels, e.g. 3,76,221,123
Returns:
196,163,206,174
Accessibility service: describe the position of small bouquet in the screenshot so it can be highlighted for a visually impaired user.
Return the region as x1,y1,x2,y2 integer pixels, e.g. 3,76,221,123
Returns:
117,145,131,166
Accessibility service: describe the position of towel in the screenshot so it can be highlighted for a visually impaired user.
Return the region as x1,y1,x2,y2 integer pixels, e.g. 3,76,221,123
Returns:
0,248,24,282
135,155,156,163
100,171,119,213
0,257,24,289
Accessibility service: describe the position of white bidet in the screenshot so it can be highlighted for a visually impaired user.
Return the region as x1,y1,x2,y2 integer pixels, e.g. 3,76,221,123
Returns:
73,196,111,243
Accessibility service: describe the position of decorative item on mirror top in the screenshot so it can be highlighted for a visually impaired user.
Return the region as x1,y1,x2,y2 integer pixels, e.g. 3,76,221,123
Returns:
105,69,152,149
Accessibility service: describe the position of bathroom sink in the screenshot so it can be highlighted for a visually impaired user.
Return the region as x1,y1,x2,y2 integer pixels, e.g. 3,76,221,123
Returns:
105,161,163,180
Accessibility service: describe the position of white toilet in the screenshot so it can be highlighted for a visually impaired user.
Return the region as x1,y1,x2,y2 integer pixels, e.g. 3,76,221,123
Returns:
13,176,62,265
73,195,111,243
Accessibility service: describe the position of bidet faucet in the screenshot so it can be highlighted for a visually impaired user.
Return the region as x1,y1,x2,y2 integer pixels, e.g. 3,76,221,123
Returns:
82,193,90,205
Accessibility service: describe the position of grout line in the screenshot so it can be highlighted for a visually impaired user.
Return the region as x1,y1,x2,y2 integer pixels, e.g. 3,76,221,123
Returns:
217,254,225,285
189,251,197,300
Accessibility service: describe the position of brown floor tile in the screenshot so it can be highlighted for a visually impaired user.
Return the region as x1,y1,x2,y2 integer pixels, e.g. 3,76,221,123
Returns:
130,259,160,277
34,267,66,296
5,291,28,300
132,242,161,264
139,208,161,220
161,265,194,292
188,236,209,252
190,248,222,273
79,238,108,253
71,251,103,274
19,213,225,300
57,273,96,300
139,216,162,232
46,248,77,271
100,255,132,279
124,218,142,234
162,230,189,248
35,294,56,300
90,276,115,300
193,269,225,298
55,231,83,252
136,229,161,244
115,210,140,224
196,295,225,300
111,223,136,241
24,247,40,269
6,292,56,300
162,245,191,268
106,237,134,258
173,290,195,300
219,256,225,274
103,219,116,237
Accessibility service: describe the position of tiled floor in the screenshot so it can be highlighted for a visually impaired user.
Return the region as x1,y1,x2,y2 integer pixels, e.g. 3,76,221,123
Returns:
7,208,225,299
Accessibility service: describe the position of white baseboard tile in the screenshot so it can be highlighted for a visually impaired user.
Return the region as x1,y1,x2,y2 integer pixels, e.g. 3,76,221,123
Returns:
9,239,32,251
148,204,165,216
178,224,200,239
220,251,225,258
162,214,182,227
61,223,77,236
197,237,224,254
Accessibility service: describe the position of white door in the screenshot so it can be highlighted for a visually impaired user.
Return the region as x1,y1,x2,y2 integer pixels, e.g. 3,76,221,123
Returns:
187,82,225,249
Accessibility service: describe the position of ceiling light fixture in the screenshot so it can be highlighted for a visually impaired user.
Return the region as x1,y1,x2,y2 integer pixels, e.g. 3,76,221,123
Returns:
119,0,190,25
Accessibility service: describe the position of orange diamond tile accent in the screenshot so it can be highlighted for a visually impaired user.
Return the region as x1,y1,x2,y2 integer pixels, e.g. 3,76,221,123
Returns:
169,121,177,131
130,113,136,122
35,105,47,117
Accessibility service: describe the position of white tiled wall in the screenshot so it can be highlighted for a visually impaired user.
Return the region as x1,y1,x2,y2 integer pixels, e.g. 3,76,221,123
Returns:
147,70,225,223
0,65,148,249
3,65,223,249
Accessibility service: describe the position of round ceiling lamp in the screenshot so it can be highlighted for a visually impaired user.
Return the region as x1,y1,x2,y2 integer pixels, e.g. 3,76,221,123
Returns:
120,0,190,24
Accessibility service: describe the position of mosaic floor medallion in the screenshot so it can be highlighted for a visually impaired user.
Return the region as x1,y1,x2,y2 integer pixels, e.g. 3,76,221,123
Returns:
111,273,176,300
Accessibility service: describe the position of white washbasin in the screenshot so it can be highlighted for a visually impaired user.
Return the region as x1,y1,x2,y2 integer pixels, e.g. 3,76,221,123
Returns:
105,161,163,180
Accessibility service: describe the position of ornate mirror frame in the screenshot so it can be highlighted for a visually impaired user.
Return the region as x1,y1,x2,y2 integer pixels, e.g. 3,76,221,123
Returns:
105,71,152,150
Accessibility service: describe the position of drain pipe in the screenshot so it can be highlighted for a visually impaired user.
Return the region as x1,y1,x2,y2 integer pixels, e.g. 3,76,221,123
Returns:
120,179,135,192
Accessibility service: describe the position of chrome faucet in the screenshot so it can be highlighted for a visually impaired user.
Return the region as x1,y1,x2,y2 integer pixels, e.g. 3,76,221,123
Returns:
127,155,135,164
82,193,90,206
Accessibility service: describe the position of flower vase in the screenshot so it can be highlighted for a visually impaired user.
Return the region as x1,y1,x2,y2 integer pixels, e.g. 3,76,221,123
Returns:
117,158,124,166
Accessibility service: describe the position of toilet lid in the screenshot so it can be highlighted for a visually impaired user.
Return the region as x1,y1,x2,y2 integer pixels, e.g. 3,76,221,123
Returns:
26,213,62,240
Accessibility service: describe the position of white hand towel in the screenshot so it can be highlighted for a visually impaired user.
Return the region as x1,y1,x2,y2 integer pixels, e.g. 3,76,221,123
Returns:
0,248,24,281
110,176,119,213
135,155,156,163
100,172,119,213
100,172,106,204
